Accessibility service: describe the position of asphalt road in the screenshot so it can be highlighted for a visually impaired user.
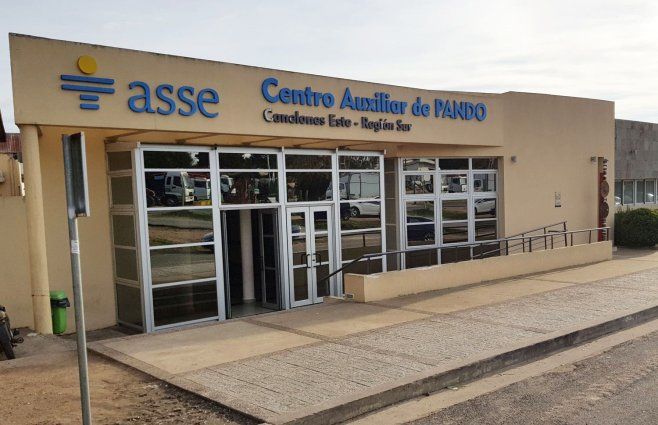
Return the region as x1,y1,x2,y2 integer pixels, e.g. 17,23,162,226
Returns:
410,330,658,425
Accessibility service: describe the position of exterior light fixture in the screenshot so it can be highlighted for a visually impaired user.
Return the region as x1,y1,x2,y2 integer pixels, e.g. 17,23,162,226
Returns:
511,155,518,163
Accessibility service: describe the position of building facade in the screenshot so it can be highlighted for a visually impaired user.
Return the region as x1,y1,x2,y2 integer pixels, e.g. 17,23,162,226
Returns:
614,119,658,207
3,34,615,333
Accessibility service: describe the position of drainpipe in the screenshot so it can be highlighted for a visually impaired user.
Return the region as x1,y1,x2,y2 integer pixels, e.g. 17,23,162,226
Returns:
20,124,53,334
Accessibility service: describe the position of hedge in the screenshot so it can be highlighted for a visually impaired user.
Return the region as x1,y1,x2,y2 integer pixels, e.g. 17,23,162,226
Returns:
614,208,658,247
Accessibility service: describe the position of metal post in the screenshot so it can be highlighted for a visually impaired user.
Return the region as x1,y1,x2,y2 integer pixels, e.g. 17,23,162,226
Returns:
563,223,568,247
529,237,533,252
63,138,92,425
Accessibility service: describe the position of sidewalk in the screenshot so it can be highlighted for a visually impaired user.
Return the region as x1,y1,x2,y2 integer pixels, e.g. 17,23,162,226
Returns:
90,249,658,424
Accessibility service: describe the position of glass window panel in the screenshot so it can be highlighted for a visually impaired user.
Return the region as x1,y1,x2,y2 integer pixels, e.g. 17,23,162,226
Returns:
314,210,329,231
407,224,435,246
116,284,142,327
150,246,216,285
441,174,468,193
442,222,468,244
115,248,138,281
220,172,278,204
472,157,498,170
341,232,382,261
443,199,468,220
475,220,498,241
293,267,309,301
111,176,134,206
339,172,380,200
623,181,634,204
144,151,209,169
285,154,331,169
405,250,438,268
263,237,276,267
473,242,501,259
473,173,497,192
286,172,332,202
614,180,622,206
107,151,132,171
636,180,645,204
152,281,218,327
218,153,277,169
406,201,434,221
474,198,496,218
438,158,469,170
340,202,381,231
339,155,380,170
342,258,383,275
315,264,330,297
405,175,434,195
441,246,472,264
402,158,435,171
112,214,135,247
290,211,306,234
646,180,656,203
145,172,211,207
148,209,213,246
291,235,307,266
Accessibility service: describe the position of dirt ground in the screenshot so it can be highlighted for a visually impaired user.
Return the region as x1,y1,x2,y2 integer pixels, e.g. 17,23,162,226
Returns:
2,332,254,425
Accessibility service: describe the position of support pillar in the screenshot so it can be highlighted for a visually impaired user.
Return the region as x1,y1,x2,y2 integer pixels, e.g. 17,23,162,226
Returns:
239,209,255,302
20,124,53,334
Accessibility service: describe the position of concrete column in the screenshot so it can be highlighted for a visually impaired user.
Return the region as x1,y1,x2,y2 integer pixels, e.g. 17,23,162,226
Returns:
20,124,53,334
239,209,255,302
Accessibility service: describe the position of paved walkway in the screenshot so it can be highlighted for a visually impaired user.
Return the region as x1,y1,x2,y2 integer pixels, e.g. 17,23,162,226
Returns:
90,249,658,423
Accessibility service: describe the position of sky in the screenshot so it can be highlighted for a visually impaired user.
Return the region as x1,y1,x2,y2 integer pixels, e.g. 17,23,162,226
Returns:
1,0,657,132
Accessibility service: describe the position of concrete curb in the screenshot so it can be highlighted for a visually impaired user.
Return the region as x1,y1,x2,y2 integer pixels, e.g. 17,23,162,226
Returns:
89,304,658,425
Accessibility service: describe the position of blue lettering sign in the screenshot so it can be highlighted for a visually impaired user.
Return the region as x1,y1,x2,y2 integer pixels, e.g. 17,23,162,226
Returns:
127,81,219,118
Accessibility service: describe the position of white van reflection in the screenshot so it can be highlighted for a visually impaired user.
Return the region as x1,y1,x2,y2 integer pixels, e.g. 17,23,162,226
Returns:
146,171,195,207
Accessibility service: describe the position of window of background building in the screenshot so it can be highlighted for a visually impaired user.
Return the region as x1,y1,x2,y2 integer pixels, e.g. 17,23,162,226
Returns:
622,180,635,205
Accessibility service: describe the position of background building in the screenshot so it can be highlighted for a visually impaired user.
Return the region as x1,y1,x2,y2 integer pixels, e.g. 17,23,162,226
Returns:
615,119,658,208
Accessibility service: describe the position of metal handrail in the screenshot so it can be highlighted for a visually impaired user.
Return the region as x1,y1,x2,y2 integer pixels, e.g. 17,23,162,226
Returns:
319,225,610,283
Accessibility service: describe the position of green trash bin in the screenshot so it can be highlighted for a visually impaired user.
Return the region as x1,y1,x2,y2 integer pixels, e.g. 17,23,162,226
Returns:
50,290,70,334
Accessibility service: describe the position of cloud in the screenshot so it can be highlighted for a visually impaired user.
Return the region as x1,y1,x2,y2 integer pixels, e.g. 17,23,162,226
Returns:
1,0,657,131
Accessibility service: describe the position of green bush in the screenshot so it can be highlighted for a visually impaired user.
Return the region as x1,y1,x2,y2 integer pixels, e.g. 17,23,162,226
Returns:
615,208,658,247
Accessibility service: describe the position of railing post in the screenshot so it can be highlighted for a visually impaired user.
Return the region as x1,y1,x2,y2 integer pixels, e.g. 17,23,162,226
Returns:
529,237,533,252
571,233,574,246
367,257,371,274
589,230,592,244
563,223,568,247
505,239,509,255
551,234,554,249
522,235,526,253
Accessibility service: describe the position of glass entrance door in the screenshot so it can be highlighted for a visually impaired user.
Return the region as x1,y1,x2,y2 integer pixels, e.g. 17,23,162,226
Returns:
258,209,280,310
287,205,334,307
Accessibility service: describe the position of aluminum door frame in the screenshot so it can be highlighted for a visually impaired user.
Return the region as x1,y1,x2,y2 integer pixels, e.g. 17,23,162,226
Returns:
286,205,335,308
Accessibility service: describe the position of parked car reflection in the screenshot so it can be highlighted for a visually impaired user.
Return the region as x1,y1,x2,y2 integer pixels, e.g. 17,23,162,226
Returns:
407,216,435,243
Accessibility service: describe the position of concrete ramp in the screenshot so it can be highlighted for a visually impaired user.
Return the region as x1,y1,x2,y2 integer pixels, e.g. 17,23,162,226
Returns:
90,252,658,424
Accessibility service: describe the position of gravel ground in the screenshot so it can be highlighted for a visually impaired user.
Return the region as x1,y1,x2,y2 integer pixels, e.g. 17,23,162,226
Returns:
410,330,658,425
